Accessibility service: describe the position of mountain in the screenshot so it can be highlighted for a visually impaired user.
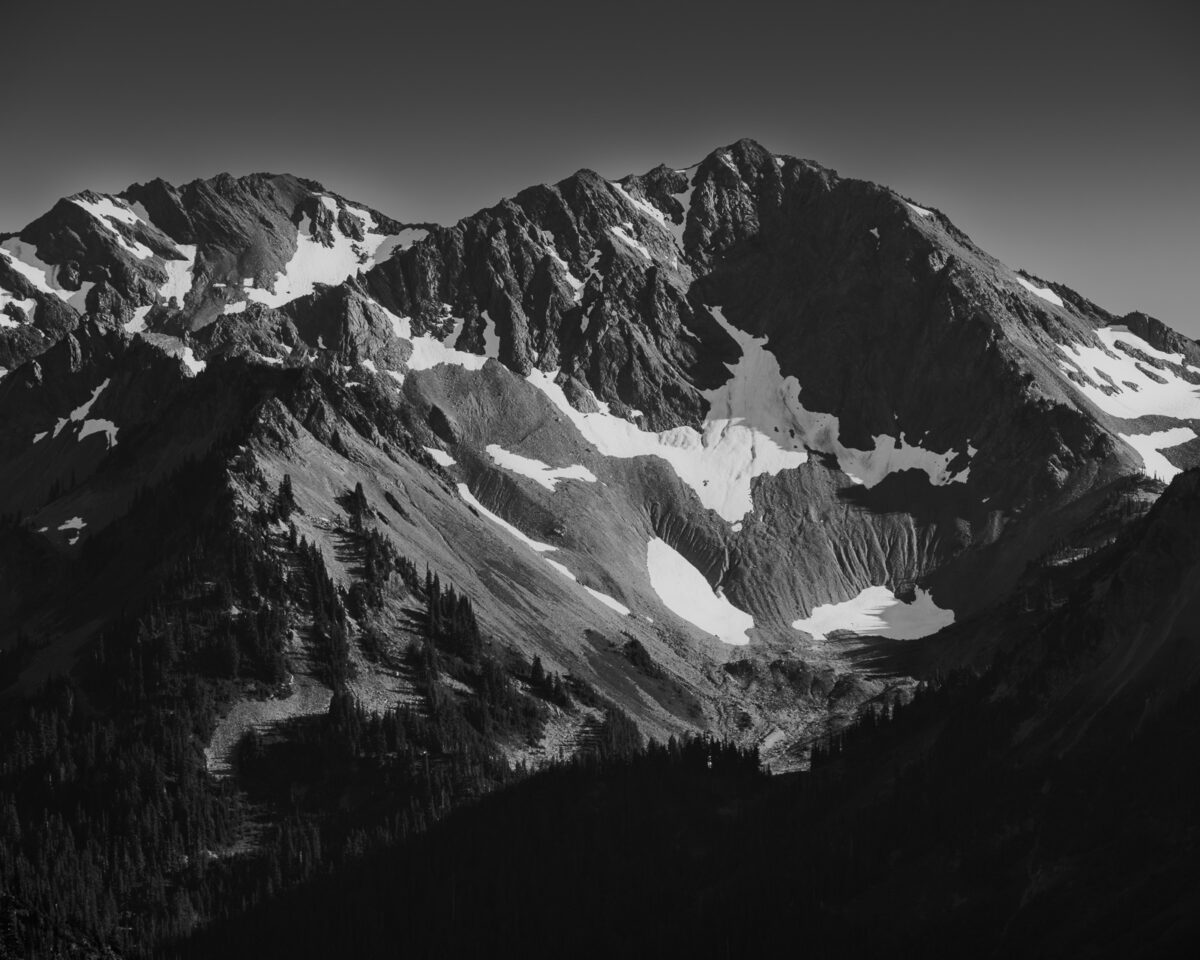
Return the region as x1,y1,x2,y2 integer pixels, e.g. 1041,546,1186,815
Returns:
2,138,1199,956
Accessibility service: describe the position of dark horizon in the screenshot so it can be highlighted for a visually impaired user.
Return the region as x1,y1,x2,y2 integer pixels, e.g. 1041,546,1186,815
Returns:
6,0,1196,333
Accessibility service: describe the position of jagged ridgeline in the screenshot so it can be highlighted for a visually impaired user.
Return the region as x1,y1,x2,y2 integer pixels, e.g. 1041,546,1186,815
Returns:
2,139,1200,956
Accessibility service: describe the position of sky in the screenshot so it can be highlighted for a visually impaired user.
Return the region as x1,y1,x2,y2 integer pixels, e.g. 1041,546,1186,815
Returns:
5,0,1197,333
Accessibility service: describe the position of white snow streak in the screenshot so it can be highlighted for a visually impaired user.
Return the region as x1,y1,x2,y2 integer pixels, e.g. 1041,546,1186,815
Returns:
905,201,934,218
456,483,556,553
424,446,456,467
646,538,753,646
486,444,596,490
609,225,652,262
585,586,631,616
1016,276,1064,307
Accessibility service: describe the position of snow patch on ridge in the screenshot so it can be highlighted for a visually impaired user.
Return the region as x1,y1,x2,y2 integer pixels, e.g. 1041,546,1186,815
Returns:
486,444,596,490
905,201,934,218
792,586,954,642
1016,275,1064,307
646,538,753,646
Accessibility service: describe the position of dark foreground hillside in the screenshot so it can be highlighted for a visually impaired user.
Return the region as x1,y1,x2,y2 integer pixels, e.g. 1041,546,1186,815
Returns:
174,471,1200,960
173,672,1200,960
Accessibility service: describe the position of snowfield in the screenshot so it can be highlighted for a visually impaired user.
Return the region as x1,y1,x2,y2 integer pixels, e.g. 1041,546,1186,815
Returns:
792,585,955,642
646,538,754,646
486,444,596,490
1056,325,1200,421
526,305,971,522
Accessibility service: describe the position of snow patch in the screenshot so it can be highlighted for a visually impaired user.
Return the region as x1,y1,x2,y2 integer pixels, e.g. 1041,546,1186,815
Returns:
481,309,501,359
72,196,154,259
1118,427,1196,482
646,538,753,646
57,515,87,545
126,304,152,332
54,379,109,437
612,182,669,229
1016,275,1064,307
486,444,596,490
905,201,934,218
180,348,205,376
1056,325,1200,420
584,586,631,616
0,290,36,326
792,586,954,642
158,244,197,305
424,446,456,467
372,228,429,263
609,224,652,262
375,305,493,374
222,301,248,315
78,419,118,449
0,240,93,312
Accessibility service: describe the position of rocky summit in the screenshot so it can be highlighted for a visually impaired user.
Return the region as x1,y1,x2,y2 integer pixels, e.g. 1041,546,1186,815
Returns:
3,139,1200,957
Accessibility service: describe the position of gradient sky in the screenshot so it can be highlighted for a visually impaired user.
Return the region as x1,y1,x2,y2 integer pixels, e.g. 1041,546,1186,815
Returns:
5,0,1196,333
